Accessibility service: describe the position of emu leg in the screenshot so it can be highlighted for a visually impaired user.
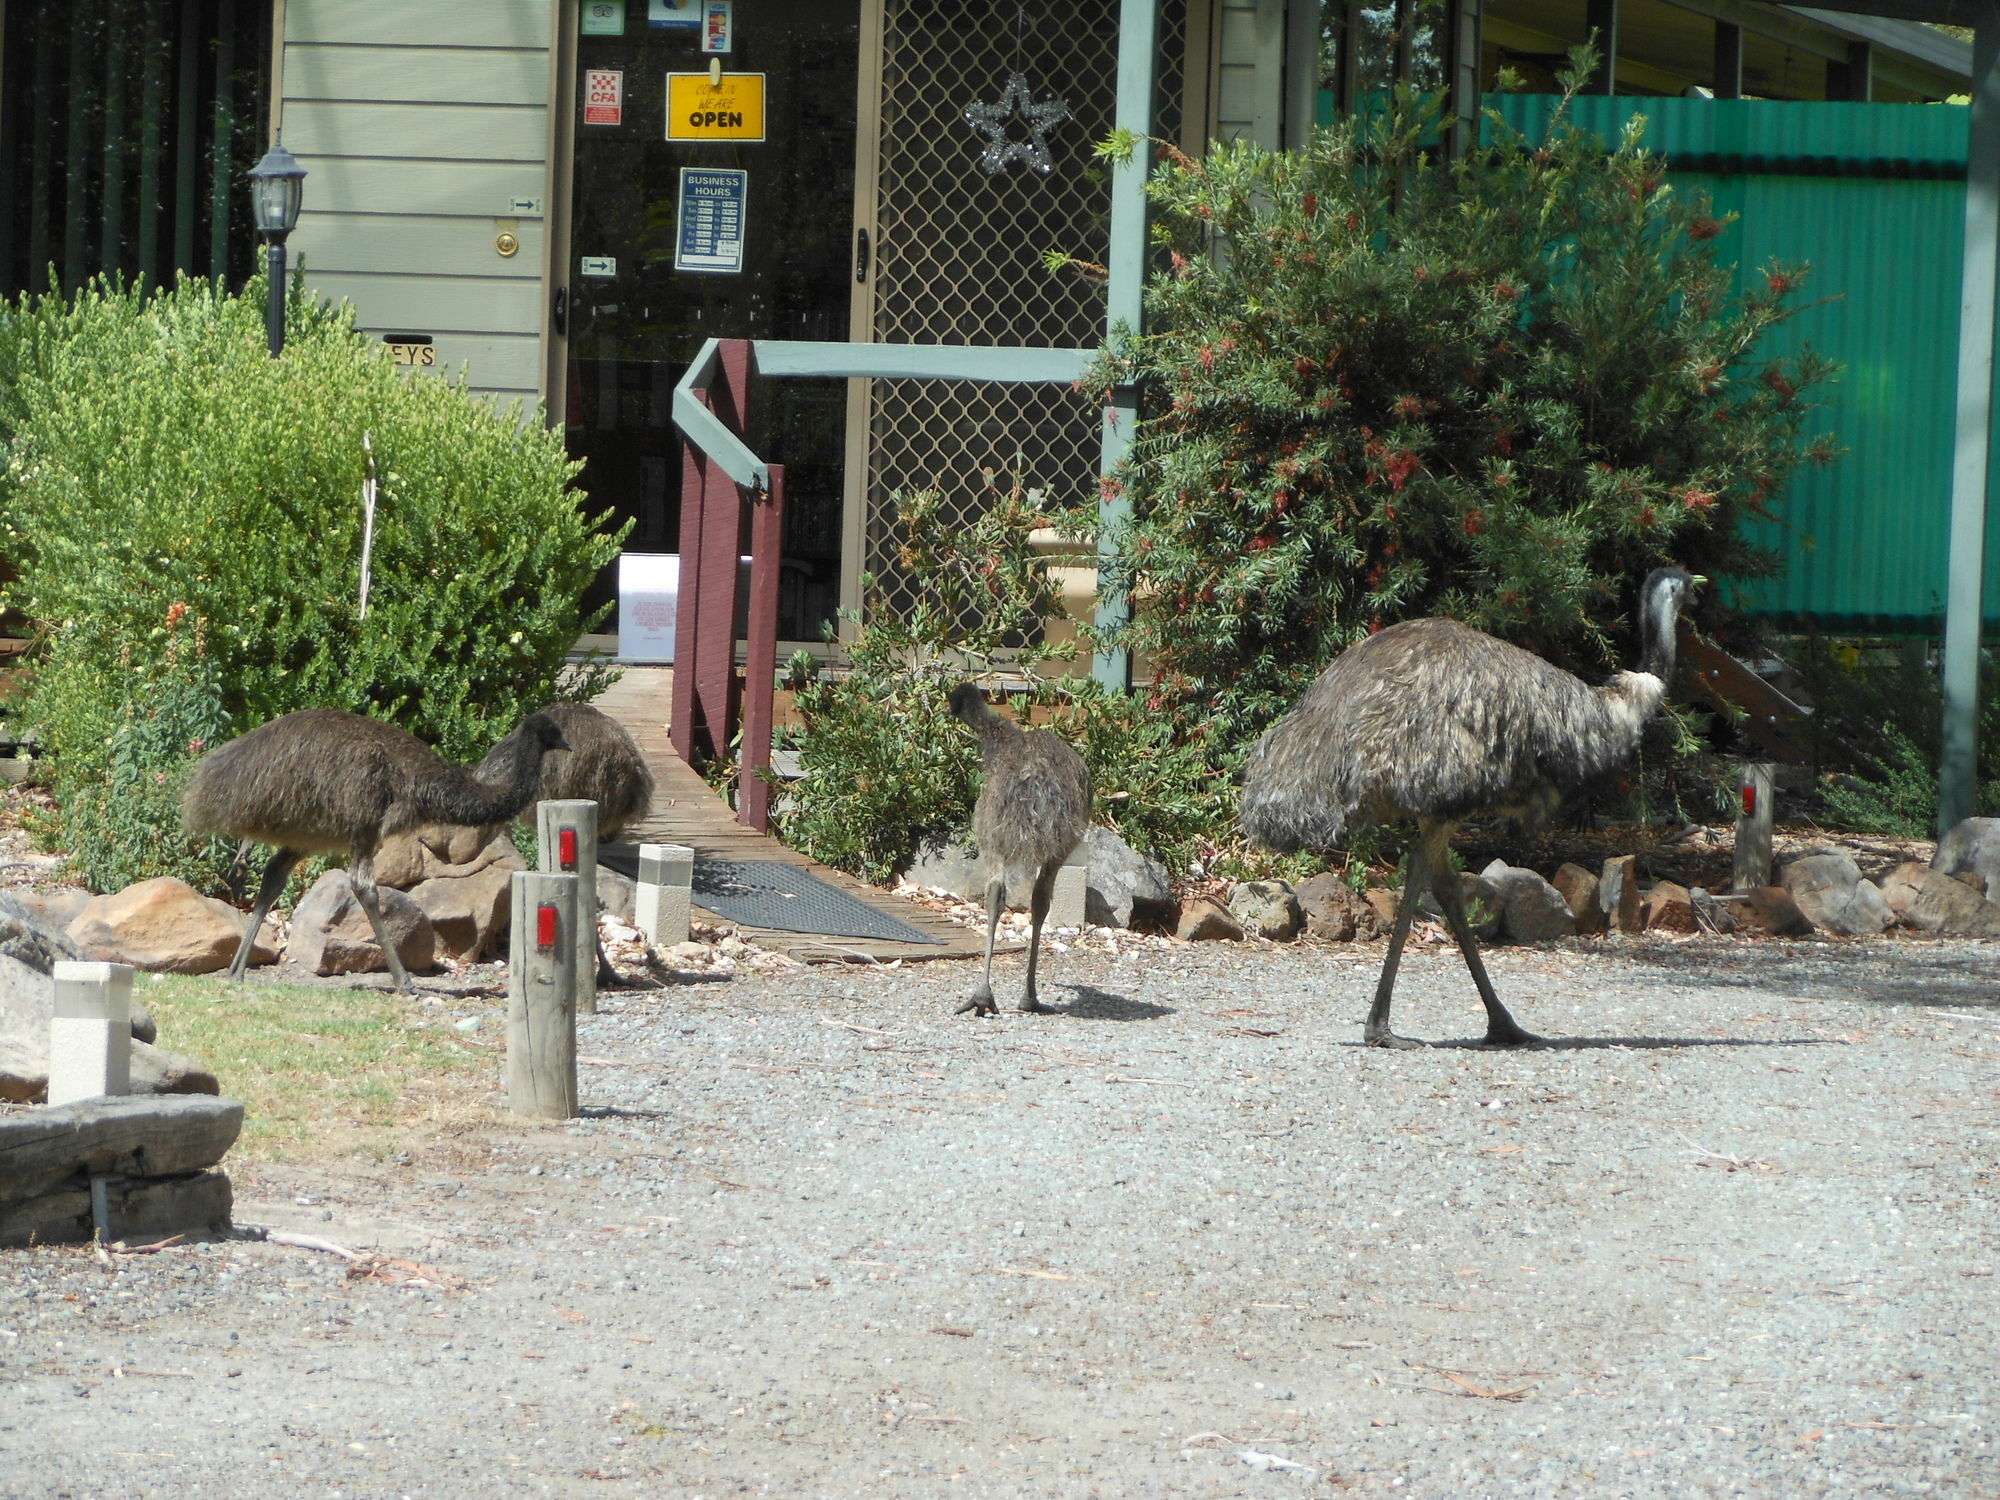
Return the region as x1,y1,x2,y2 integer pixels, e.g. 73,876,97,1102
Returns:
955,875,1005,1017
1018,866,1056,1013
1429,863,1539,1048
229,848,301,981
1364,841,1430,1049
347,846,415,994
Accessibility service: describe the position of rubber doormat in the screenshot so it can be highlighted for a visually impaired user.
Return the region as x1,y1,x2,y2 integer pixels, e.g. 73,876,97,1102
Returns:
691,859,944,946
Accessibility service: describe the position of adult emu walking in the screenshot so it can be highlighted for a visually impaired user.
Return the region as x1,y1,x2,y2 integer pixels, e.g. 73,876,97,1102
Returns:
183,708,570,993
1240,566,1697,1048
949,683,1092,1017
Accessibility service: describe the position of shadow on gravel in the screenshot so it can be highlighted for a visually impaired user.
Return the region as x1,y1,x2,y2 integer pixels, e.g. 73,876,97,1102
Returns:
1609,942,2000,1014
1051,986,1176,1022
1419,1034,1841,1051
579,1105,677,1120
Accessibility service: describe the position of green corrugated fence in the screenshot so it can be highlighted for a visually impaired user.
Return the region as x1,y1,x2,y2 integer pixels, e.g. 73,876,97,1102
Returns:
1488,95,1974,631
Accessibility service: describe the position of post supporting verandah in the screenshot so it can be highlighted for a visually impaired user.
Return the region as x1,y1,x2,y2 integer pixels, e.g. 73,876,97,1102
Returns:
1940,3,2000,831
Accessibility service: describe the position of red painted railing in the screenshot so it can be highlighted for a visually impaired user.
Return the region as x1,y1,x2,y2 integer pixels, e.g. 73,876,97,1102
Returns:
668,339,784,833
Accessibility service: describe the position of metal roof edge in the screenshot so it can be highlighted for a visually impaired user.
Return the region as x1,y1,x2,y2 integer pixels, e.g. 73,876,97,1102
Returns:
1781,5,1975,78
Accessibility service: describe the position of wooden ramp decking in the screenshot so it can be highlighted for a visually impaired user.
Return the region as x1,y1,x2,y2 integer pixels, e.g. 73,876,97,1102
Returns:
588,668,995,964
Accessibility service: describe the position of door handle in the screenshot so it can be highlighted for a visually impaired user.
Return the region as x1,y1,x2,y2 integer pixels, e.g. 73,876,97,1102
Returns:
552,285,568,336
854,227,871,284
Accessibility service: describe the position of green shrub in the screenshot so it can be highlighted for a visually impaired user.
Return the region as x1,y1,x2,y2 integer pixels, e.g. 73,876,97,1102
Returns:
775,483,1246,885
1074,48,1836,749
1,270,625,891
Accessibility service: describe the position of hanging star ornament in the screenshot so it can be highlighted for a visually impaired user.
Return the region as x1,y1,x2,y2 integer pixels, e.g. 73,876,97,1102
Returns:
963,71,1071,176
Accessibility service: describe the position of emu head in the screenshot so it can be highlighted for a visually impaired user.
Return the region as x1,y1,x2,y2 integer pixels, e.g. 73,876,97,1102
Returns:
518,711,572,754
947,682,990,728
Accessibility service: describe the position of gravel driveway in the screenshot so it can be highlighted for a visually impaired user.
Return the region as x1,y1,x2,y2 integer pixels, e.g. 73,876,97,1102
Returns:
2,932,1996,1497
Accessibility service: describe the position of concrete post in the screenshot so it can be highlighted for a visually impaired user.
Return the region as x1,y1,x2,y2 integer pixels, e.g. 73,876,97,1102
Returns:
635,843,695,948
538,798,599,1015
1050,842,1089,930
47,962,133,1107
507,870,578,1120
1733,763,1776,892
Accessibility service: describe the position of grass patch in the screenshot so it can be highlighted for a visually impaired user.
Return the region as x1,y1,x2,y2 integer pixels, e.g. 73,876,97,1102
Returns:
139,974,501,1162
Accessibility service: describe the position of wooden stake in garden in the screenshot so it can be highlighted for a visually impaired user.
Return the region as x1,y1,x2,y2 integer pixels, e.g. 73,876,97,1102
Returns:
1733,763,1776,891
507,870,579,1120
537,798,599,1015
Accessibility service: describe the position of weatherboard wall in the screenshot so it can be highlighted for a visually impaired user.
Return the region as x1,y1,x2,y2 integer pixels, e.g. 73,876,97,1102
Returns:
278,0,558,410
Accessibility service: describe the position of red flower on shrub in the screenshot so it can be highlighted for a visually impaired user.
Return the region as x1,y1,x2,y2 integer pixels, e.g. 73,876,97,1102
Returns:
1384,451,1421,493
165,601,188,628
1302,192,1318,218
1463,510,1485,537
1682,487,1717,511
1766,270,1795,295
1494,281,1517,301
1689,217,1722,242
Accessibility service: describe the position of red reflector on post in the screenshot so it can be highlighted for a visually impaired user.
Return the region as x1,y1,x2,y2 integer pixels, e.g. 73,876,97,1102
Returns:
1741,785,1756,818
558,828,578,870
536,904,559,950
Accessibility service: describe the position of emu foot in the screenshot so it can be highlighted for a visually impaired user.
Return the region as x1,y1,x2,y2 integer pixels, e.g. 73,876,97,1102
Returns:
1478,1023,1543,1049
1364,1029,1426,1050
955,986,997,1018
1017,993,1050,1014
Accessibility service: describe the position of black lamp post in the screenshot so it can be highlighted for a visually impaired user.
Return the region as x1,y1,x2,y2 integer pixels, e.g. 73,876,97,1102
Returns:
247,139,306,357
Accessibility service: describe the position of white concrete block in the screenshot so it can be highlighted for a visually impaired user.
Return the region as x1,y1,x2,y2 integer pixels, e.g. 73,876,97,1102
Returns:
636,843,695,948
1050,842,1088,929
48,962,133,1106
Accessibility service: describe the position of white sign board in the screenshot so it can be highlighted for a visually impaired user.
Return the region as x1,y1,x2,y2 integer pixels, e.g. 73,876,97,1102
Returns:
584,68,624,126
618,553,679,662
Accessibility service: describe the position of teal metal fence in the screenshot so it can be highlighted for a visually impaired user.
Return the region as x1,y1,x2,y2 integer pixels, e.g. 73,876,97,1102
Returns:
1488,95,1974,631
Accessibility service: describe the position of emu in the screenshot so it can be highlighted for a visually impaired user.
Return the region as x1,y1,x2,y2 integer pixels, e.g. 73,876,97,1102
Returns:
480,701,655,982
182,708,571,993
948,682,1092,1017
478,701,655,840
1240,566,1697,1048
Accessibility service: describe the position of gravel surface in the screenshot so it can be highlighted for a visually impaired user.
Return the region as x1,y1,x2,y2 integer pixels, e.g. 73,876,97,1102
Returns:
2,932,1996,1497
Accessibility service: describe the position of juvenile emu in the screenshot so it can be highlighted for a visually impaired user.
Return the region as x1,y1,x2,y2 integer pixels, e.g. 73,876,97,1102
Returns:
478,701,654,838
1240,566,1697,1048
480,701,654,982
948,682,1093,1017
182,708,570,993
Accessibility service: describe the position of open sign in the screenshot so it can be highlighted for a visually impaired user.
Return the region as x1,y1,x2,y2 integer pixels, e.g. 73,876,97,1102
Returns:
665,72,765,141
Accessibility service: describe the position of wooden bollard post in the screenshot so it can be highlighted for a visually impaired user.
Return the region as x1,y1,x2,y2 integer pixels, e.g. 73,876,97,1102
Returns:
635,843,694,949
1733,762,1776,892
538,798,599,1015
507,870,578,1120
1050,841,1089,929
47,962,133,1107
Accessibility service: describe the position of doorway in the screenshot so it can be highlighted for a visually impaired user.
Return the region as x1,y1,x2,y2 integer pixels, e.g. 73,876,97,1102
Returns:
565,0,861,643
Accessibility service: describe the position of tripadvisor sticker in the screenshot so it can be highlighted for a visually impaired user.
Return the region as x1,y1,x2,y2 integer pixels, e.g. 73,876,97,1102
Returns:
665,72,765,141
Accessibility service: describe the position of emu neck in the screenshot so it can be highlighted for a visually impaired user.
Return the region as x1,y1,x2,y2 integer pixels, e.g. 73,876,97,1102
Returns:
449,730,550,825
1637,587,1679,682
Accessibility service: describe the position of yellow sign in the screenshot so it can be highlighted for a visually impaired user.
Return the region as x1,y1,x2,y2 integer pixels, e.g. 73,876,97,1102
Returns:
666,72,766,141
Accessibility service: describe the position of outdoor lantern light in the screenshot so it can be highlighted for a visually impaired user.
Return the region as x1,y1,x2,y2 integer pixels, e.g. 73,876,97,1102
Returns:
247,138,306,357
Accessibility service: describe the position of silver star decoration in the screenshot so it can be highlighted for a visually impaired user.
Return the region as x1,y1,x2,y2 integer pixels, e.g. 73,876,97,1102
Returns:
963,71,1071,176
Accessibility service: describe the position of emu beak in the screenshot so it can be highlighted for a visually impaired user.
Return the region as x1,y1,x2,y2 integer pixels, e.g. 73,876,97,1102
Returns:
1689,574,1708,589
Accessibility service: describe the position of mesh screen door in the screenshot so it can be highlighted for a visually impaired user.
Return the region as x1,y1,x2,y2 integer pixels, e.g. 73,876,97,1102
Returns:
846,0,1194,624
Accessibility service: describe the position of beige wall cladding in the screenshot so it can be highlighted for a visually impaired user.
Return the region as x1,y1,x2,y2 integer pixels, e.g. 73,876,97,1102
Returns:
281,0,557,407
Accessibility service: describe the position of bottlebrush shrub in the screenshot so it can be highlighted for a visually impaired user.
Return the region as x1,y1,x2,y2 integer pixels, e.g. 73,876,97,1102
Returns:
1075,50,1837,749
